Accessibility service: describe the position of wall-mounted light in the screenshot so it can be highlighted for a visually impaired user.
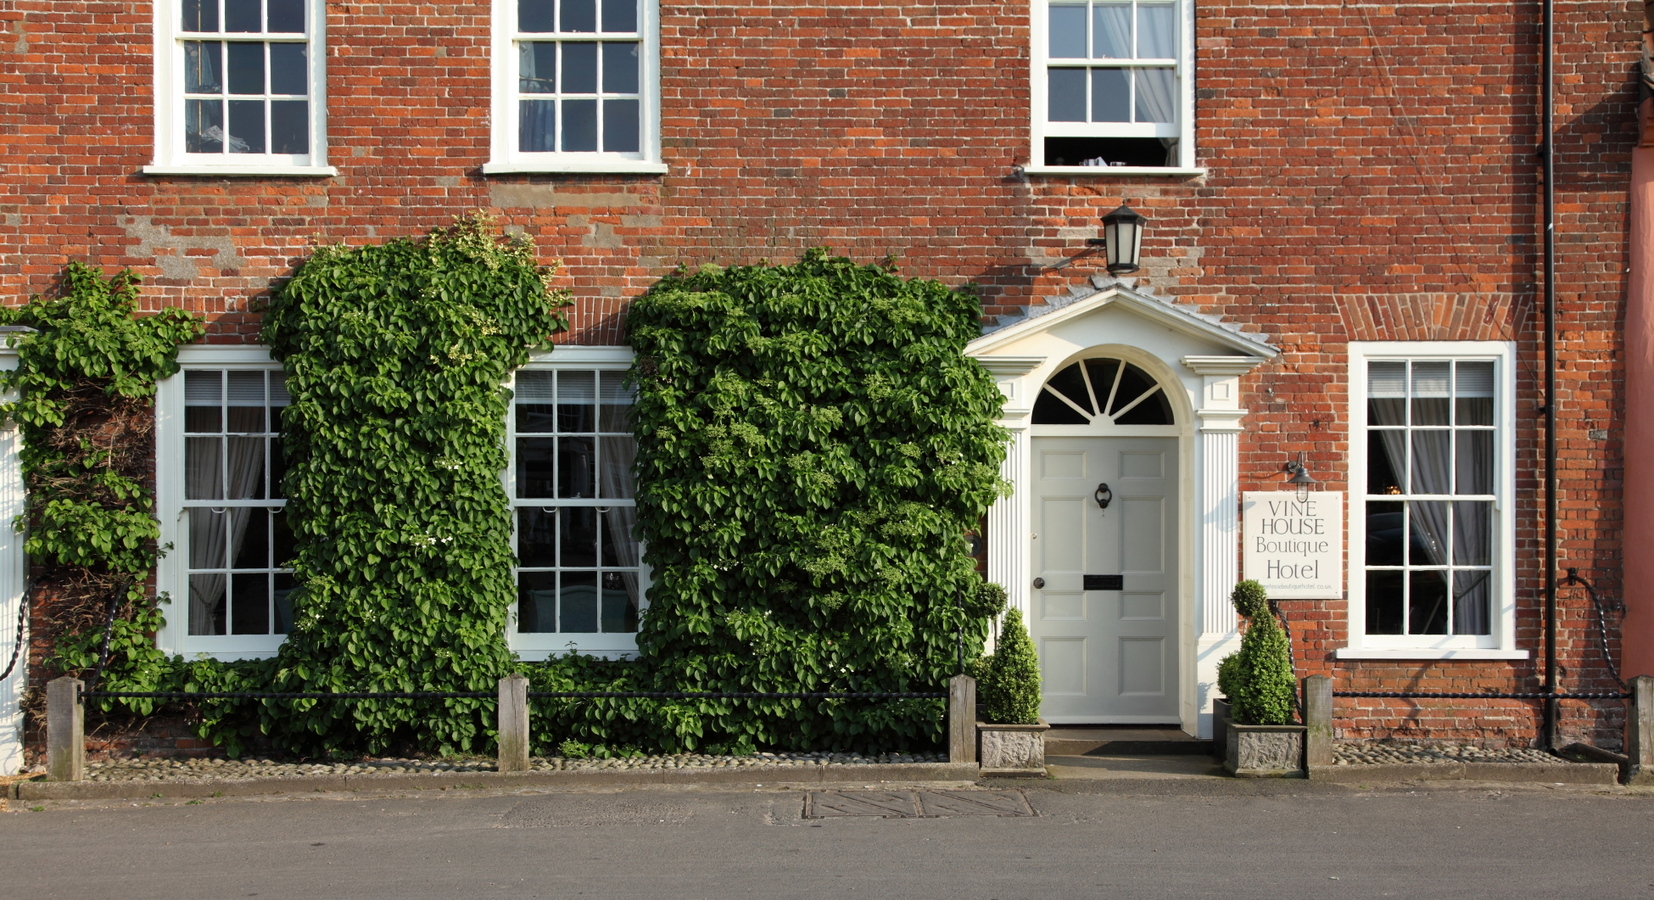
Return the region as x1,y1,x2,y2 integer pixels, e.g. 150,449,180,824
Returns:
1283,455,1317,502
1084,203,1147,275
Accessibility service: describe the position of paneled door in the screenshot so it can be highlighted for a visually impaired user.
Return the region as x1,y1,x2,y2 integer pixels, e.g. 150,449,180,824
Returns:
1029,436,1179,723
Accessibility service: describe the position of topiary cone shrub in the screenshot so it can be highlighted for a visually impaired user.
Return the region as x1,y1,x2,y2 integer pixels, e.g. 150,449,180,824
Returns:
979,607,1041,725
1216,579,1296,726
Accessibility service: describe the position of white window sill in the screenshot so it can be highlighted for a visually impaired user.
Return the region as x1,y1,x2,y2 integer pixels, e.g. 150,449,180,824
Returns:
143,164,338,178
483,160,669,176
1335,647,1530,661
1018,165,1206,177
514,644,640,662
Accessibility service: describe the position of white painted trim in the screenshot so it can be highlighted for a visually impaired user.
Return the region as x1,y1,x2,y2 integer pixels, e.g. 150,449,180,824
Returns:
1345,341,1519,654
1018,166,1206,177
0,354,25,775
526,345,636,365
970,283,1276,360
488,0,662,172
142,165,338,177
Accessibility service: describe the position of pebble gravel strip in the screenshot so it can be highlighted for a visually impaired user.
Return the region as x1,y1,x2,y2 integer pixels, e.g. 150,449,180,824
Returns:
1333,743,1561,767
78,751,947,783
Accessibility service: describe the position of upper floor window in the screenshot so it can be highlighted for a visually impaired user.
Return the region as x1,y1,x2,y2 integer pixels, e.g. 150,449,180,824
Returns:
1028,0,1195,173
486,0,665,174
1342,342,1521,660
148,0,332,176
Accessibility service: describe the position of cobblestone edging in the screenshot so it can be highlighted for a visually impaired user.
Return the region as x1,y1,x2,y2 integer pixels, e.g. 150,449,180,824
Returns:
68,750,947,784
1332,743,1561,767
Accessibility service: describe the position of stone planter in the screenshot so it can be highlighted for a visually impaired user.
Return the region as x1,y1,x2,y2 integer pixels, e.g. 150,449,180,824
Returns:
978,720,1050,776
1211,698,1231,760
1224,719,1306,777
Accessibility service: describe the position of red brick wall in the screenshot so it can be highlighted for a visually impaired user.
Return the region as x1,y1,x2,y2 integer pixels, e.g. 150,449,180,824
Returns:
1,0,1638,748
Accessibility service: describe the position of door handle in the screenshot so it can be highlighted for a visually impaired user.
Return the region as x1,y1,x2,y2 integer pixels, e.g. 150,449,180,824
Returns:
1032,577,1045,589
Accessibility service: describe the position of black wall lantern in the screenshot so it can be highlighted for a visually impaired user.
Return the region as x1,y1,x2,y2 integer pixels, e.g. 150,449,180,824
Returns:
1283,456,1316,502
1085,203,1147,275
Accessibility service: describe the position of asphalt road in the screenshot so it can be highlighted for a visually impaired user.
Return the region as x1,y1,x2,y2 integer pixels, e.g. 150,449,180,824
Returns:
2,779,1651,899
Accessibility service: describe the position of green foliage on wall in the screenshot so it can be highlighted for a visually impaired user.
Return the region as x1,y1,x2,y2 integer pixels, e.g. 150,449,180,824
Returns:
600,249,1009,753
979,607,1042,725
0,263,204,710
1217,580,1297,726
254,216,570,755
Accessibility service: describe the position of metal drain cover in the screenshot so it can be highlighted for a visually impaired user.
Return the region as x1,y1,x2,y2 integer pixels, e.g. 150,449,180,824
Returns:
804,790,1035,819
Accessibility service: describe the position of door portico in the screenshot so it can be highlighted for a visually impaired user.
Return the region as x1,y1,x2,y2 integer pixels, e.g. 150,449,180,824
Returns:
967,277,1275,738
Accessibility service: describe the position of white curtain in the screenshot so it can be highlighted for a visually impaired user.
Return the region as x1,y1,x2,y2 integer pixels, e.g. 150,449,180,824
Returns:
599,436,639,630
1134,68,1176,125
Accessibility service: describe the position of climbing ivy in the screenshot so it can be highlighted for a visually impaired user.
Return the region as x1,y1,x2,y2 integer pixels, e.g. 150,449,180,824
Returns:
598,249,1010,753
0,263,204,712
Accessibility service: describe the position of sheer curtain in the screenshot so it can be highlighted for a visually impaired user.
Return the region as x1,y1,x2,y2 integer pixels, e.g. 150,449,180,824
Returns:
598,371,640,630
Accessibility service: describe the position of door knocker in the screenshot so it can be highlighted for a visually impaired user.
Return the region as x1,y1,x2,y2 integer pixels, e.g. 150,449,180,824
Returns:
1094,483,1113,511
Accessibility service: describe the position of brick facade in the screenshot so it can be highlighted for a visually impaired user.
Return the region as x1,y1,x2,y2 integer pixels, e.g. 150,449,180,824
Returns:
0,0,1638,750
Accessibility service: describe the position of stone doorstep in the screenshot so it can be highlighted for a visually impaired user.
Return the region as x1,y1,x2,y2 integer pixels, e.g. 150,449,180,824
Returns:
1308,760,1622,786
9,762,983,802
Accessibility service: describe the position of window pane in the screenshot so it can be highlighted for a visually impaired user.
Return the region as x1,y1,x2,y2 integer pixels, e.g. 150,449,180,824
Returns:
185,371,223,429
1092,3,1131,58
269,43,307,94
1410,361,1451,425
561,42,598,92
598,436,636,499
520,0,556,32
227,42,264,94
601,571,638,632
1365,500,1404,566
562,98,598,150
1049,5,1088,58
1047,68,1086,122
233,508,270,569
185,42,222,92
1410,431,1450,494
189,508,227,567
1455,431,1492,494
562,0,598,32
182,0,218,32
558,435,596,498
517,508,557,566
270,100,308,154
225,0,262,32
560,572,599,632
230,573,271,634
272,509,295,564
519,100,557,153
267,0,304,32
602,42,639,93
560,506,598,567
186,99,225,153
598,372,635,431
518,571,557,632
273,573,296,634
1411,501,1449,566
226,437,267,499
1366,362,1407,423
603,99,639,152
1366,430,1404,495
516,437,556,497
185,404,221,433
1452,501,1492,566
186,438,224,500
1134,67,1175,124
601,0,637,32
515,373,557,429
1091,68,1130,122
1453,571,1492,635
1408,570,1449,634
228,99,266,153
521,43,555,92
1365,570,1403,635
558,371,596,430
269,437,287,499
189,574,228,635
1456,361,1494,425
1137,3,1176,58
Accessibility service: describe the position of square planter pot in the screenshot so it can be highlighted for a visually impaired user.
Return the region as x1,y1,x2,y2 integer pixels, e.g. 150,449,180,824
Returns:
1211,698,1231,761
1224,719,1306,778
978,720,1050,776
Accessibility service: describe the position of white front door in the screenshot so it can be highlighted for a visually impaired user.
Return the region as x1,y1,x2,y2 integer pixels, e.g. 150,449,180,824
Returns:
1030,436,1179,723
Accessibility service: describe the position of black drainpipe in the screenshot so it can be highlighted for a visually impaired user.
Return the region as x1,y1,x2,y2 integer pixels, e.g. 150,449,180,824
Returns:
1541,0,1559,750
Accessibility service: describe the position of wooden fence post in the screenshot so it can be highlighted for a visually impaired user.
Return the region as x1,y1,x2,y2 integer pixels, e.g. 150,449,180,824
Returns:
1629,675,1654,785
497,674,530,773
47,676,84,782
949,674,977,765
1302,675,1333,774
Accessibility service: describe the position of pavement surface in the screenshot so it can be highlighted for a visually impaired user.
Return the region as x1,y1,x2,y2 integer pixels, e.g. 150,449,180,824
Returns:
3,775,1650,899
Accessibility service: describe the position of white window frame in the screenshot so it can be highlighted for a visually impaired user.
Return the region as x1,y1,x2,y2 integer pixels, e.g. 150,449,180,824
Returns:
508,346,648,659
1024,0,1201,176
156,345,291,660
1338,341,1526,660
146,0,335,177
485,0,666,175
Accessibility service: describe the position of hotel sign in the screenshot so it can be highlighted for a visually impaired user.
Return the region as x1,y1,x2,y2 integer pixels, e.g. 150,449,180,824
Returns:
1242,492,1343,599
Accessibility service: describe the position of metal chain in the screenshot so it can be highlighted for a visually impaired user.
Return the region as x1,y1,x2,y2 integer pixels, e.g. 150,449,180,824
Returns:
1333,690,1630,700
82,577,130,694
0,579,29,683
83,689,946,701
1557,567,1625,689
